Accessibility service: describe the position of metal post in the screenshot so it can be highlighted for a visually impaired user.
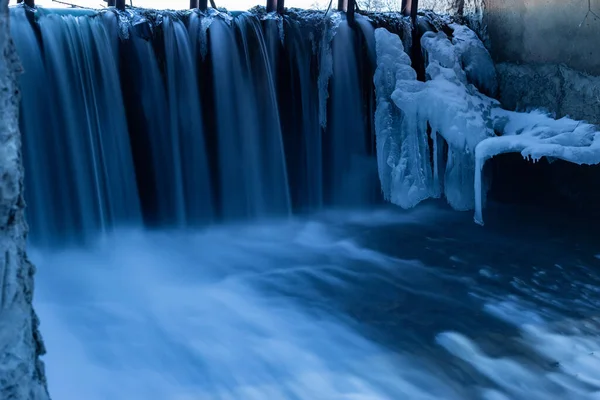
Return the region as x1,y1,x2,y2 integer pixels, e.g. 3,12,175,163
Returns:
266,0,276,12
199,0,207,10
337,0,346,11
190,0,198,8
276,0,284,14
17,0,35,7
346,0,355,23
402,0,418,25
401,0,410,16
116,0,125,10
107,0,116,6
411,0,418,24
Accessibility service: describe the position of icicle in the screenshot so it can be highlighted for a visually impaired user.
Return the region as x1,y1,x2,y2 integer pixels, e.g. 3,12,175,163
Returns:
374,28,434,209
431,131,442,198
189,10,216,61
277,15,285,45
473,147,486,226
317,12,341,129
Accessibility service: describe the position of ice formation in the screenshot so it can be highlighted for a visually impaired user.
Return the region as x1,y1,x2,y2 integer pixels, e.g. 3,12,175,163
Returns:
318,12,341,129
188,9,219,60
420,0,487,45
374,25,600,225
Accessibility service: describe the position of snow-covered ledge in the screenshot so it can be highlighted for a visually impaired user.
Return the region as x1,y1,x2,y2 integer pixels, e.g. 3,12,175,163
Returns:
373,24,600,225
0,1,50,398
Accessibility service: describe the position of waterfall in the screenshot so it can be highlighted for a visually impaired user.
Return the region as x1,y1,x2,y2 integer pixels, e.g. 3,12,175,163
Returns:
208,15,291,220
12,8,141,246
11,7,385,246
326,19,376,206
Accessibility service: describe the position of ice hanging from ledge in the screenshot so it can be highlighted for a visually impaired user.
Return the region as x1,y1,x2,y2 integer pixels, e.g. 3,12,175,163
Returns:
373,25,600,225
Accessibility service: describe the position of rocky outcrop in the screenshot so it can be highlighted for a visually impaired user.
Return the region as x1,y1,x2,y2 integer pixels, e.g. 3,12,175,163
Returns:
0,1,50,399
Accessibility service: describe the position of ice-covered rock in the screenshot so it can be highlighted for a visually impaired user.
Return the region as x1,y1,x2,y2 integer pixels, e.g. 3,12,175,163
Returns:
0,2,50,399
449,23,497,96
374,24,600,225
373,28,432,208
420,0,488,46
374,27,496,211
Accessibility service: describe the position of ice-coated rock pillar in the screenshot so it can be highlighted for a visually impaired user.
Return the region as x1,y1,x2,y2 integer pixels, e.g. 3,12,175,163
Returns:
0,1,50,399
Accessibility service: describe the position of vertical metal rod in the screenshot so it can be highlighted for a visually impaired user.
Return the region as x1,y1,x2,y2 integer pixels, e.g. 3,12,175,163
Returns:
190,0,198,8
401,0,410,16
276,0,284,14
410,0,418,25
346,0,355,23
337,0,346,11
402,0,418,24
18,0,35,6
116,0,125,10
107,0,116,6
199,0,207,10
266,0,276,12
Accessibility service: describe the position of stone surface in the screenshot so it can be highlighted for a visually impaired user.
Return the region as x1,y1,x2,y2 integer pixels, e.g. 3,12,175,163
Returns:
423,0,600,122
422,0,600,76
0,1,50,399
497,62,600,125
486,0,600,76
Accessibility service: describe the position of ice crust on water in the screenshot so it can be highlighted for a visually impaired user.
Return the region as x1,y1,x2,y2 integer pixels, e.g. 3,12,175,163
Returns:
373,26,600,224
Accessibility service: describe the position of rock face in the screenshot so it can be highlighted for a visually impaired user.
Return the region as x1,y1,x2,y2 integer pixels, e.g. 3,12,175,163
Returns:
0,1,50,399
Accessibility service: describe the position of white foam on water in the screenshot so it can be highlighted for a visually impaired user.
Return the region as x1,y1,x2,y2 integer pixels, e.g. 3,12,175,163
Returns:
437,299,600,399
31,212,600,400
32,216,461,400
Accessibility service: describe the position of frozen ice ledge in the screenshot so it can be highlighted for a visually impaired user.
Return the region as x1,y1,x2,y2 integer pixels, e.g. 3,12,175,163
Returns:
373,24,600,225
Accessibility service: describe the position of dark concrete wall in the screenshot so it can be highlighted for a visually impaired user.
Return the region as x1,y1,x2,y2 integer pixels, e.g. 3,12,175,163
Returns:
496,62,600,123
486,0,600,75
421,0,600,75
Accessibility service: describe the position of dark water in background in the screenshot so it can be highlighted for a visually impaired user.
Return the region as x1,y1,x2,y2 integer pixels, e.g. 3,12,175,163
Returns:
32,202,600,400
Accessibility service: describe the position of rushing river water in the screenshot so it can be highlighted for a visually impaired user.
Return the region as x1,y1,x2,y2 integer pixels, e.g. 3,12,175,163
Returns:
32,203,600,400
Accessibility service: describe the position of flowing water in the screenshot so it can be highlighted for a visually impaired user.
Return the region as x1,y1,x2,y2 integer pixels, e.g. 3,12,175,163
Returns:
10,5,600,400
31,204,600,399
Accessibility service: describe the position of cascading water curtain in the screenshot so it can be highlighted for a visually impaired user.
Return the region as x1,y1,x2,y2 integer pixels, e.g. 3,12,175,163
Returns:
12,8,141,247
12,6,384,246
